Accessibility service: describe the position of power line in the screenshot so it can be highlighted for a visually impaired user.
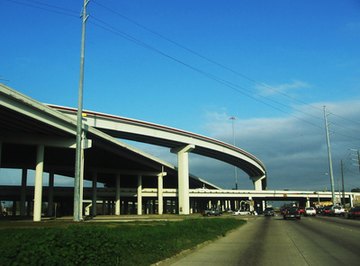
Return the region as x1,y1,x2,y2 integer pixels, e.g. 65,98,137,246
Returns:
91,0,360,138
4,0,78,18
90,16,325,130
4,0,358,140
92,0,324,114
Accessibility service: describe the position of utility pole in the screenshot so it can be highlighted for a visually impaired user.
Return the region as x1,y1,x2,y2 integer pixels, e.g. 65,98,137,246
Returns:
74,0,89,222
341,160,345,206
230,116,238,190
323,106,335,205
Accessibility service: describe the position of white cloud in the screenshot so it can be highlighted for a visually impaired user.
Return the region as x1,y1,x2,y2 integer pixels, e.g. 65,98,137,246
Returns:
199,100,360,190
255,80,310,97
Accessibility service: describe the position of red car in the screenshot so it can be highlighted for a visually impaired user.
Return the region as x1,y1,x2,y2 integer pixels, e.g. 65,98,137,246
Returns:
298,208,305,215
322,206,332,215
346,207,360,219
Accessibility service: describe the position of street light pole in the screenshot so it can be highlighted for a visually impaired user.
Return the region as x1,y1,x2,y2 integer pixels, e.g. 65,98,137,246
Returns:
74,0,89,222
230,116,238,190
323,106,335,205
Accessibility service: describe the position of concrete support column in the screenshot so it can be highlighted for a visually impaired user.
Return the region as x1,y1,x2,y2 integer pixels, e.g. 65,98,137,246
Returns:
248,197,254,212
102,200,106,215
115,174,121,216
171,144,195,215
349,194,353,207
48,172,54,217
27,200,31,216
253,175,266,191
306,197,310,208
33,144,44,222
137,175,142,215
262,200,266,212
20,169,27,216
12,201,16,216
107,200,111,215
92,172,97,217
0,141,2,168
157,172,164,215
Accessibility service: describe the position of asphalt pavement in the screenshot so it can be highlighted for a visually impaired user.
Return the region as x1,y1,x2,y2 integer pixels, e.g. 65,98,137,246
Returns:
157,215,360,266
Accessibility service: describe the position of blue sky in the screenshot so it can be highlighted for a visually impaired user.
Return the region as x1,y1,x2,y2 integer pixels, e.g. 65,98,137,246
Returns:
1,0,360,191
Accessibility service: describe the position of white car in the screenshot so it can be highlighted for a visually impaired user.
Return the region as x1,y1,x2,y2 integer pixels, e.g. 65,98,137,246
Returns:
332,206,345,216
233,210,250,216
304,207,316,216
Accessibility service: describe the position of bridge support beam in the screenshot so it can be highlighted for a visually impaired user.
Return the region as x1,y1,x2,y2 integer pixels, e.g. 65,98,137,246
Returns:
306,197,310,208
115,174,121,216
20,169,27,216
92,172,97,217
33,145,44,222
137,175,142,215
157,171,166,215
0,141,2,168
252,175,266,191
171,144,195,215
48,172,54,217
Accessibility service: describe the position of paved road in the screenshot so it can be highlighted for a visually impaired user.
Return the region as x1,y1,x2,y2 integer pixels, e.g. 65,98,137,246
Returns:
165,216,360,266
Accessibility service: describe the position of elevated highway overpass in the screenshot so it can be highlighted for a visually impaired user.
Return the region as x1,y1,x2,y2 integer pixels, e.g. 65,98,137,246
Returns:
49,105,266,189
1,83,266,220
1,185,359,216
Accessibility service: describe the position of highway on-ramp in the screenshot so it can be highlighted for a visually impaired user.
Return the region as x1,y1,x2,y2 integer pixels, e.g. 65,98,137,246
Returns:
163,216,360,266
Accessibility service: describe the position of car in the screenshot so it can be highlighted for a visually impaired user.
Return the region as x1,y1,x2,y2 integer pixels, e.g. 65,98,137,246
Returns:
315,206,324,215
331,206,345,216
283,207,301,220
304,207,316,216
203,208,222,216
233,209,250,216
346,206,360,219
263,207,275,216
298,208,305,216
322,206,332,215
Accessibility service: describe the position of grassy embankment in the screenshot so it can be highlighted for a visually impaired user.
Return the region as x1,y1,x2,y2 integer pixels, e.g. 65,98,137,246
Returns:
0,217,245,265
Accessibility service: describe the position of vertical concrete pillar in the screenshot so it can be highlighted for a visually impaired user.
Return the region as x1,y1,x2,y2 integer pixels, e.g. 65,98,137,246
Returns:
115,174,121,216
0,141,2,168
137,175,142,215
158,172,164,215
171,145,195,215
20,169,27,216
253,175,266,191
92,172,97,216
306,197,310,208
178,149,189,214
12,201,17,216
248,197,254,212
102,200,106,215
33,144,44,222
48,172,54,217
107,200,111,214
262,200,266,212
27,200,31,216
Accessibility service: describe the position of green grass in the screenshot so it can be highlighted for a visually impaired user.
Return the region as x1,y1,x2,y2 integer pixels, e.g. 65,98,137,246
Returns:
0,218,245,266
